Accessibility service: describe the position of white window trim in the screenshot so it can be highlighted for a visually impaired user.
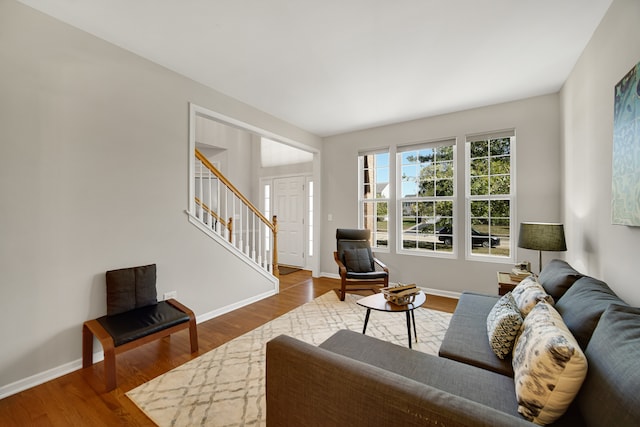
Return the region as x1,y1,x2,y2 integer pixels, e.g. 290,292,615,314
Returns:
358,149,391,252
395,139,457,259
464,131,517,264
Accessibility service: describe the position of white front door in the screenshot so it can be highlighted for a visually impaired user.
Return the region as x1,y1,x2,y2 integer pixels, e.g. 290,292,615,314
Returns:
273,176,305,267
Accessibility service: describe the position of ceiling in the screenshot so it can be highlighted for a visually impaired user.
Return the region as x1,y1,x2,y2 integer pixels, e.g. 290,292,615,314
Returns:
17,0,612,137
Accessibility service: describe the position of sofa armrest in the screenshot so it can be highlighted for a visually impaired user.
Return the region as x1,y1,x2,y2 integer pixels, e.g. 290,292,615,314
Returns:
266,335,531,427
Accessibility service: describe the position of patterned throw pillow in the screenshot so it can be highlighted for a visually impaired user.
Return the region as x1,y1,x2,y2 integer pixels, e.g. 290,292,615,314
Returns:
486,292,523,359
511,276,554,316
512,301,588,425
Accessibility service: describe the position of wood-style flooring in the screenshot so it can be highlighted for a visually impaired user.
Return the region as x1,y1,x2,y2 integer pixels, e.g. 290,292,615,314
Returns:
0,271,457,426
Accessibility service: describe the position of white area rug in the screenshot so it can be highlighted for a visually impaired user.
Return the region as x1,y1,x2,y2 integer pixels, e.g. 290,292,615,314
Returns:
126,291,452,426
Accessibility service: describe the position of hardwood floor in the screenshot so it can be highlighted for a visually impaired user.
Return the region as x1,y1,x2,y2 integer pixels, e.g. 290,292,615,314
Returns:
0,271,457,426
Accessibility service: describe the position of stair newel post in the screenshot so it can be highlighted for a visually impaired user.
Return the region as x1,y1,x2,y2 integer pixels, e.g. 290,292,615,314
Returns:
272,215,279,276
227,217,233,244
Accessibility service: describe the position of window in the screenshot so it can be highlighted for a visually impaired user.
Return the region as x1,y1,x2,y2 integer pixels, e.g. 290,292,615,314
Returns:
466,130,515,260
397,140,455,255
358,151,389,248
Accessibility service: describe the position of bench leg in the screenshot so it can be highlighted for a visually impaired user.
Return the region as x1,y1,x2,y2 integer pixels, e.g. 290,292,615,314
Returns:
82,320,118,392
189,318,199,353
103,342,116,392
82,323,94,368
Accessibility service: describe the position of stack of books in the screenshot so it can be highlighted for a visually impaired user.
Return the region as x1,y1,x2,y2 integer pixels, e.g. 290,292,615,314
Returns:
509,268,531,282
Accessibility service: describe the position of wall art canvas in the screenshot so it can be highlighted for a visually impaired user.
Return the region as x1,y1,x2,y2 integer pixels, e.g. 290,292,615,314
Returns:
612,61,640,226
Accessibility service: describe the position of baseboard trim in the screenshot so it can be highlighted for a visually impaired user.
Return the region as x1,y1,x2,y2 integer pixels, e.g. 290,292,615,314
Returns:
0,287,278,400
0,358,81,400
196,289,278,324
419,287,461,300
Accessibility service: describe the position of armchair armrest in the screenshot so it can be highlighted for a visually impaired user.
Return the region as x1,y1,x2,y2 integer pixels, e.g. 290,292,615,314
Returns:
373,256,388,272
334,251,347,277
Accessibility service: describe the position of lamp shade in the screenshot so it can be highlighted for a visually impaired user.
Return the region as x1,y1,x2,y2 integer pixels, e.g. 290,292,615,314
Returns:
518,222,567,252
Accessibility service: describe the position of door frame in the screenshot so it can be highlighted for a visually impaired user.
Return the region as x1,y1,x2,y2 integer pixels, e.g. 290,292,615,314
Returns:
260,173,312,270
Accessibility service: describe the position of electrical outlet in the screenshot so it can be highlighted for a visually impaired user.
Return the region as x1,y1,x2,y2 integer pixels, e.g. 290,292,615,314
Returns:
163,291,177,300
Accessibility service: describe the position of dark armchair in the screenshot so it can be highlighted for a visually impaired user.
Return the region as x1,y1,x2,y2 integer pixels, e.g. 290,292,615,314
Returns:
334,229,389,301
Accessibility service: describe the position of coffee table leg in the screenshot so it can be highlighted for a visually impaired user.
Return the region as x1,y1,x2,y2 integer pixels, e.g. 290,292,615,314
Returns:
406,311,412,348
363,309,371,334
411,309,418,342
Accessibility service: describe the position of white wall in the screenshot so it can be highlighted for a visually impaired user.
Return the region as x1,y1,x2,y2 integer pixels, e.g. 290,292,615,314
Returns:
321,94,562,295
0,0,321,392
195,117,255,200
560,0,640,305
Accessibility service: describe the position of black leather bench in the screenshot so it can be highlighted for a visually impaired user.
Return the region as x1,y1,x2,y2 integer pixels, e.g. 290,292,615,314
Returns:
82,264,198,391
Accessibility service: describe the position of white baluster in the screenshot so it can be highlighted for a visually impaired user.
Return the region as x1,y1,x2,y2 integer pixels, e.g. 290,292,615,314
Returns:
198,161,204,222
208,168,213,227
251,214,256,261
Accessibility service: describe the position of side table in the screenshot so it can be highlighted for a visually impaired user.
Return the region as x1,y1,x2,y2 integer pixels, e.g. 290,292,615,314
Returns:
497,272,521,295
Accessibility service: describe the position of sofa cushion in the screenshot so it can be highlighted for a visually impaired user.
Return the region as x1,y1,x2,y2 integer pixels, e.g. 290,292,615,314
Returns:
537,259,583,300
344,248,374,273
486,292,523,359
578,304,640,427
320,330,523,418
439,292,514,376
511,276,554,316
512,301,587,425
555,276,627,349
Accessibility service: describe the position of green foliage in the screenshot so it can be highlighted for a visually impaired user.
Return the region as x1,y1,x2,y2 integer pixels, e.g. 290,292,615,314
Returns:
469,138,511,196
376,201,388,217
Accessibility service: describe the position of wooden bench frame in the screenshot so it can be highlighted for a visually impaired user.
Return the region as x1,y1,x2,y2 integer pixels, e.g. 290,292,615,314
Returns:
82,298,198,392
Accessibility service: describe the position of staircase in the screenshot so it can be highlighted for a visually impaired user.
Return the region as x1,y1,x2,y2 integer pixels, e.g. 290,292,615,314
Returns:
188,148,279,279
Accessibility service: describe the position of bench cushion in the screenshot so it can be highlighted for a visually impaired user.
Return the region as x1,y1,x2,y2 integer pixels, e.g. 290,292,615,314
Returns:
439,292,514,377
106,263,157,316
97,300,189,347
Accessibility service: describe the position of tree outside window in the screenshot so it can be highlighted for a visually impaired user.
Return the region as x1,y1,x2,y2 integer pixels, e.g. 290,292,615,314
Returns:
466,132,514,259
398,140,455,254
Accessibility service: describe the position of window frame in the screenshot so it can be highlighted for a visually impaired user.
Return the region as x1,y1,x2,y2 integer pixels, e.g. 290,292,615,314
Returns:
465,130,516,263
358,149,390,251
396,138,457,258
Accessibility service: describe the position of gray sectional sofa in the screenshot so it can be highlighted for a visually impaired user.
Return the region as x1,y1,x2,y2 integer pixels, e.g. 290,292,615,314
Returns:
265,260,640,426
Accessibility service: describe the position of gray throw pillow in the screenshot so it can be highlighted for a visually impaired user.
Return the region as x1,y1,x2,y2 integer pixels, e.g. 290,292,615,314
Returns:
538,259,583,300
555,276,627,349
343,248,373,273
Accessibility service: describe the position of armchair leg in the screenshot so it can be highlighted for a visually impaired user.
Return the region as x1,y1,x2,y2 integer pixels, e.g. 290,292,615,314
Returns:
340,277,347,301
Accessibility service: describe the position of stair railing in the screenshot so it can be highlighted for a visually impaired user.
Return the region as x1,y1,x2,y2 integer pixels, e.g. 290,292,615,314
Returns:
193,149,279,275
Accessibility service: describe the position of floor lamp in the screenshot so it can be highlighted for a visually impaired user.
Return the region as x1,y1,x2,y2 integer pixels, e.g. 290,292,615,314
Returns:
517,222,567,274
